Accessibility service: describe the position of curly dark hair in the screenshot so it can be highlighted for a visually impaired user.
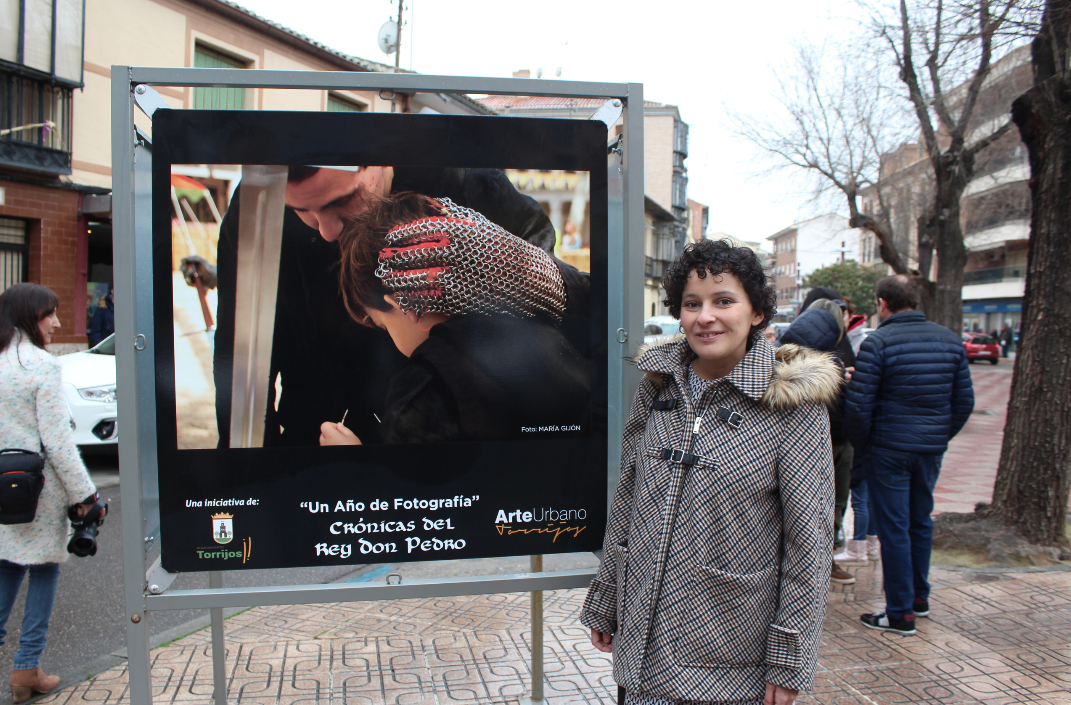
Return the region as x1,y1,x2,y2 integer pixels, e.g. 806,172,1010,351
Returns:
661,239,777,339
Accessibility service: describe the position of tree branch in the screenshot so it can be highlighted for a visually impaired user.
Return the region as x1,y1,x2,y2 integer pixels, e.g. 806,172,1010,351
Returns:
899,0,941,154
927,0,960,134
966,118,1015,157
953,0,1018,141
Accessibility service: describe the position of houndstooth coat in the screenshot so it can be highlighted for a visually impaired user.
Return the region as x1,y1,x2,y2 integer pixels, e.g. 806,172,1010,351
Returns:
580,335,840,703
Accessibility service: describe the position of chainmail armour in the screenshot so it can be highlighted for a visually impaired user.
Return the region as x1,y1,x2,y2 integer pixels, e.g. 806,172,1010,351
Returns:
375,197,567,322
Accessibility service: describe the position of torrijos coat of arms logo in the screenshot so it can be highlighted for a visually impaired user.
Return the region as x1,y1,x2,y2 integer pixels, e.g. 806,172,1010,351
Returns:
212,513,234,544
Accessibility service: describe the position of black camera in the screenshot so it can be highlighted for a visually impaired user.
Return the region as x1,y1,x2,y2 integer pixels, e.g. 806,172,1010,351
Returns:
67,495,108,557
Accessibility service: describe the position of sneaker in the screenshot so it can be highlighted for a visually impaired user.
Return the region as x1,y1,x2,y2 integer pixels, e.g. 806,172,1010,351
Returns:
866,535,881,560
834,540,869,566
831,562,856,585
914,598,930,618
860,611,916,635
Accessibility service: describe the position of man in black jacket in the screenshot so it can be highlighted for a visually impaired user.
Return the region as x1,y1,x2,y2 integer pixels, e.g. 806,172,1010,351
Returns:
846,275,974,635
211,165,589,448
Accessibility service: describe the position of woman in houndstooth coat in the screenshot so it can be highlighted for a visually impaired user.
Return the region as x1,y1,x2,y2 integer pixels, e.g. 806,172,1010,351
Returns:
581,240,841,705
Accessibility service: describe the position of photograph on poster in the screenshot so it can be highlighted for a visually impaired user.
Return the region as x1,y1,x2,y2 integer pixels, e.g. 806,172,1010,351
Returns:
152,110,608,571
169,165,594,451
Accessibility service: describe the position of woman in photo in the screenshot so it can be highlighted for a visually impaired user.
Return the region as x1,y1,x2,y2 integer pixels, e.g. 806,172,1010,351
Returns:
320,193,589,445
0,284,101,702
581,240,839,705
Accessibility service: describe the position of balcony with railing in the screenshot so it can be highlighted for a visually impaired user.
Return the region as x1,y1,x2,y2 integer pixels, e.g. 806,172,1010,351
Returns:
1,68,74,175
645,256,669,281
673,120,689,159
963,265,1026,285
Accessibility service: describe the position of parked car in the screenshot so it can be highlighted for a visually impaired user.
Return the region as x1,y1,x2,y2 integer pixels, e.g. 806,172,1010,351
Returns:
56,334,118,445
644,315,680,345
962,332,1000,364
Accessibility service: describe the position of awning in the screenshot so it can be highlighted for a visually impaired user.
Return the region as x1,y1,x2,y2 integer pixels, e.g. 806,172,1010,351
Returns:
962,299,1021,314
172,173,209,203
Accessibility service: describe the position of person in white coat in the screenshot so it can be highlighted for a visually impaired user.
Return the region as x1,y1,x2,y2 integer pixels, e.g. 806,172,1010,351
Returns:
0,283,101,702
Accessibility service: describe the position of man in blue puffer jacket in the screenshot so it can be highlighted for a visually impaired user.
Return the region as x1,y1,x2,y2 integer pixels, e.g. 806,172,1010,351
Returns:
846,274,974,636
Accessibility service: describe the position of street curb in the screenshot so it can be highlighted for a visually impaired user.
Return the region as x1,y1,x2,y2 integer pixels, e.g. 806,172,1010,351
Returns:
934,562,1071,575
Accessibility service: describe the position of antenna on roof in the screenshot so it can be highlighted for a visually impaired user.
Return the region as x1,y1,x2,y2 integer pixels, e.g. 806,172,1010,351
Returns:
377,0,407,72
378,20,398,56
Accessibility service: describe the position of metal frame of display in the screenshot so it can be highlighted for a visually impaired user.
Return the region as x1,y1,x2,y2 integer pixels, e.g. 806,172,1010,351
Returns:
111,66,645,704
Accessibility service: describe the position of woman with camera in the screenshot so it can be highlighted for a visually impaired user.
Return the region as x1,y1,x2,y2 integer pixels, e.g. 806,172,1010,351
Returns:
0,283,101,702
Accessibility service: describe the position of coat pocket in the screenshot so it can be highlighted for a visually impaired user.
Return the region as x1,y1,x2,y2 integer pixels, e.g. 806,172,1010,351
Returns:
677,563,779,668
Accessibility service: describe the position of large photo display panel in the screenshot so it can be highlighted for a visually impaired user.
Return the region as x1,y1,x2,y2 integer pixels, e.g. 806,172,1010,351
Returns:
152,110,609,572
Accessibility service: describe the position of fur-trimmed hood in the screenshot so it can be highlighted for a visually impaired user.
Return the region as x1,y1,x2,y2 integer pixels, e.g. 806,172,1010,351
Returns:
632,334,843,410
764,343,844,410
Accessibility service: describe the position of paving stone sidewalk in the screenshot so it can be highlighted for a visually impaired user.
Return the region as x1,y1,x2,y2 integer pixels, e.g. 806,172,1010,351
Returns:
33,357,1071,704
32,560,1071,704
935,361,1014,514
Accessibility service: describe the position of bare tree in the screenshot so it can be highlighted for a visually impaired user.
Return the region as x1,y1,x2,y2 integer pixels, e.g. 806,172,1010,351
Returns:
870,0,1041,330
732,43,916,276
737,1,1041,329
985,0,1071,545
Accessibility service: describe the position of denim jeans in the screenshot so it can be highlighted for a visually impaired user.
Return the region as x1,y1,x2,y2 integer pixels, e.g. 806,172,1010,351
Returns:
864,449,942,618
0,560,61,670
850,479,877,541
832,442,854,544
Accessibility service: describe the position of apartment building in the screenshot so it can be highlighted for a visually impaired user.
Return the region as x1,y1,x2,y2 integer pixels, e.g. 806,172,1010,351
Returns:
858,45,1032,335
767,213,859,319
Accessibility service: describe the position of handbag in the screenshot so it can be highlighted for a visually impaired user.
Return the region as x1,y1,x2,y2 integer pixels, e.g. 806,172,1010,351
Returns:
0,448,46,525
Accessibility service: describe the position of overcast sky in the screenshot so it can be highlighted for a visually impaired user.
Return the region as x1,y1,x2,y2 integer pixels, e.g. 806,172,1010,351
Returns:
234,0,866,243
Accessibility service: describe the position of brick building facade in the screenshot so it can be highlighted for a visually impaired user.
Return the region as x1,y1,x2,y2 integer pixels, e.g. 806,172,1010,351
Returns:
0,179,106,348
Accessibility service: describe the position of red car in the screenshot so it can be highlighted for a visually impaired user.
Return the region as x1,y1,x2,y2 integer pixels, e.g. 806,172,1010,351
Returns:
962,332,1000,364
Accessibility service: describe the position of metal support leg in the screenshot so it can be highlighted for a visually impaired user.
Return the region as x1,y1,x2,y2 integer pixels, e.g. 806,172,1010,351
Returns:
522,555,544,704
125,612,152,704
209,572,228,705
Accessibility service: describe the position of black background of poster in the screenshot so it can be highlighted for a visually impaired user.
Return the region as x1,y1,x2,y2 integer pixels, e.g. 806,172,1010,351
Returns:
152,110,608,572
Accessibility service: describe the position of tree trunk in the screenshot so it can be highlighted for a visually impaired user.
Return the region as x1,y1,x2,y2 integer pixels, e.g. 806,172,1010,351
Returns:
927,161,970,332
988,6,1071,545
930,215,967,332
914,209,938,318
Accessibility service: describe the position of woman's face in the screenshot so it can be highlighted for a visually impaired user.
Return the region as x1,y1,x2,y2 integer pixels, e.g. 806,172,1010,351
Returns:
679,270,763,377
38,310,61,345
365,296,447,357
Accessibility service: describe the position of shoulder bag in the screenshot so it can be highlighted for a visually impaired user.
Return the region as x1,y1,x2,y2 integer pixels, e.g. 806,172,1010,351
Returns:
0,448,46,525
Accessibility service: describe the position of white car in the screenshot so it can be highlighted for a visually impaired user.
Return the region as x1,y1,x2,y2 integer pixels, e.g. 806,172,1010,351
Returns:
56,335,117,446
644,315,681,345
